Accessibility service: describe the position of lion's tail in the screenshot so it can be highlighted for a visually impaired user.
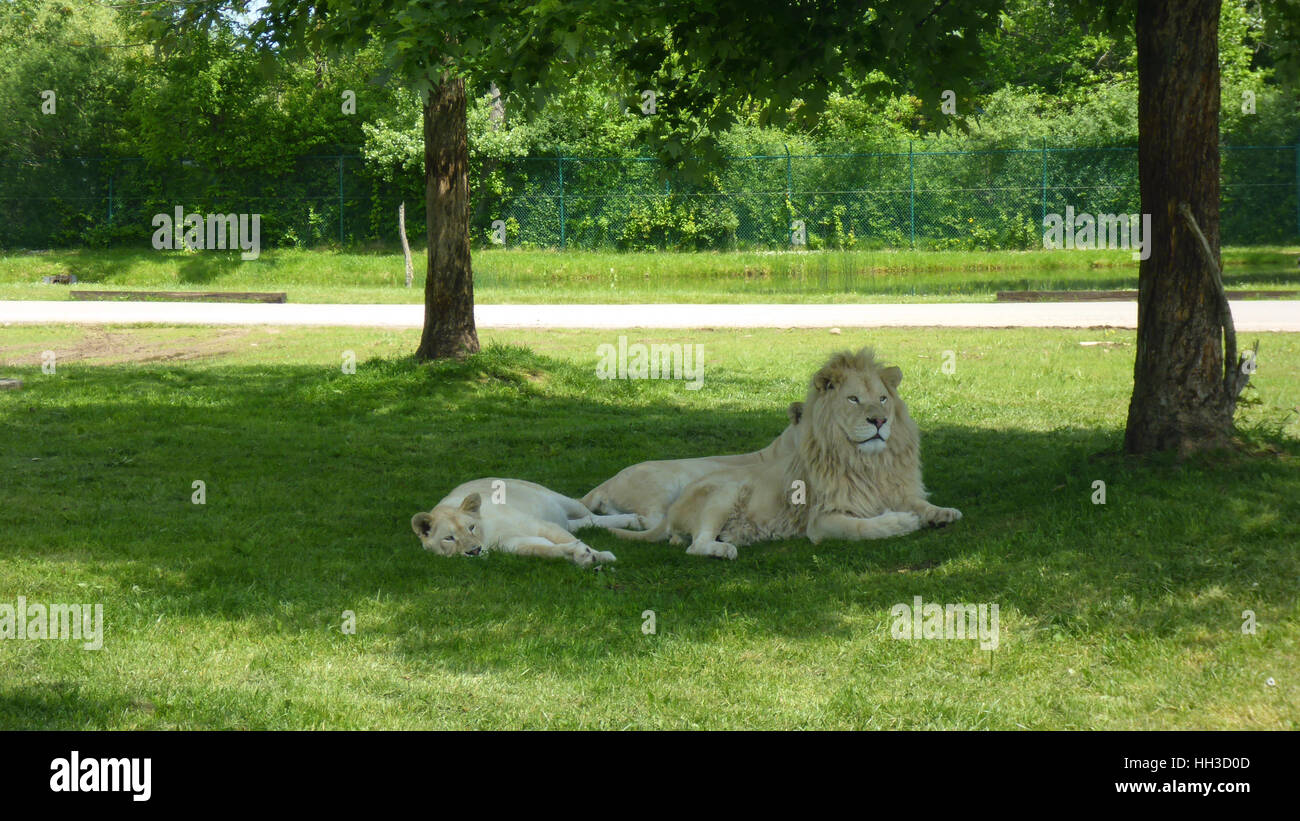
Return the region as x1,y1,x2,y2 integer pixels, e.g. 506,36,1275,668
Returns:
608,515,670,543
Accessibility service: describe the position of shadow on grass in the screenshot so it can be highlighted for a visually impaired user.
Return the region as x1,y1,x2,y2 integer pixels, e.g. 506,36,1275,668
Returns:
2,344,1297,696
56,249,151,284
175,253,249,285
48,249,250,286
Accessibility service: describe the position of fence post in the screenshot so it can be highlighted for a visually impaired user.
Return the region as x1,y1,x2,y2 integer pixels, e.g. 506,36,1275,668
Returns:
107,164,113,226
784,145,793,247
784,144,792,200
558,156,566,249
338,155,345,245
908,139,915,249
1041,137,1048,228
1295,143,1299,239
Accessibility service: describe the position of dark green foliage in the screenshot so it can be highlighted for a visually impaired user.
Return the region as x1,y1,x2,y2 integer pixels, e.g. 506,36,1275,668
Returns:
2,1,1299,250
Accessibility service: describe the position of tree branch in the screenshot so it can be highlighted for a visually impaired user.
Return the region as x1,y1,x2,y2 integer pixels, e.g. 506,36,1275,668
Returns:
1178,201,1253,404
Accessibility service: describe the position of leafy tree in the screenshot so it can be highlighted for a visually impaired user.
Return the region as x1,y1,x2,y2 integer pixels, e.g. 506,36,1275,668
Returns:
0,0,136,161
251,0,1005,359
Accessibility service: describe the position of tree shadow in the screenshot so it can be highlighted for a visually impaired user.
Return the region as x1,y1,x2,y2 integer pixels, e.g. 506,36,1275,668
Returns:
39,249,250,287
54,249,150,284
174,253,248,285
3,345,1297,720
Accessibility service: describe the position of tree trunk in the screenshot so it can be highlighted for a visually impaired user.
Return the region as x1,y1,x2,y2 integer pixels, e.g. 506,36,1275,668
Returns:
1124,0,1234,455
415,75,479,361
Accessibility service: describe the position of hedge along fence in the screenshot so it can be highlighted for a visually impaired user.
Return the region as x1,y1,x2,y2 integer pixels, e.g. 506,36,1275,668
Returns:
0,154,371,252
2,142,1297,251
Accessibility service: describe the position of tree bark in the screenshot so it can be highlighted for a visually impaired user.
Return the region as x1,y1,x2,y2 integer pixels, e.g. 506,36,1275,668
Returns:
1124,0,1235,455
415,75,479,361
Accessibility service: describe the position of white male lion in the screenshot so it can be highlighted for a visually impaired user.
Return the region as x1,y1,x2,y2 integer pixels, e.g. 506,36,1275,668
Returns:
581,401,804,529
411,478,640,566
610,348,960,558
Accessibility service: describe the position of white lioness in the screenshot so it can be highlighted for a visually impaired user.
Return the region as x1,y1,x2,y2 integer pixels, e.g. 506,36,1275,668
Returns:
611,348,961,558
411,479,640,566
582,402,804,529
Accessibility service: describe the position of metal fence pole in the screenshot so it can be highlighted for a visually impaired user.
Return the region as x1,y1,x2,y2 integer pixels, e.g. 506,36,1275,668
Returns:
107,164,113,226
908,140,915,249
1295,143,1299,238
338,155,345,245
784,145,792,247
784,144,792,199
1041,137,1048,227
558,156,566,249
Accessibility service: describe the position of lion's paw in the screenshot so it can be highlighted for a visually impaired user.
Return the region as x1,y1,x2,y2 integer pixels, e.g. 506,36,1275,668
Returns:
709,541,738,560
882,511,923,534
923,506,962,527
686,540,737,560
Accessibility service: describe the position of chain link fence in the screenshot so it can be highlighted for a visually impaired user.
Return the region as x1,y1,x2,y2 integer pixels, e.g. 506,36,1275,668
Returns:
2,143,1297,251
0,155,368,250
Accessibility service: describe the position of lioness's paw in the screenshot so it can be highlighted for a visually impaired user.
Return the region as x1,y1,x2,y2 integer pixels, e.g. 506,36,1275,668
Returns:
572,545,616,566
923,506,962,527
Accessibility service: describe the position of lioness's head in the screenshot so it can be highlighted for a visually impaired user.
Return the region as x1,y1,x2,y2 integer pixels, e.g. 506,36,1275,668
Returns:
411,493,485,556
808,348,906,456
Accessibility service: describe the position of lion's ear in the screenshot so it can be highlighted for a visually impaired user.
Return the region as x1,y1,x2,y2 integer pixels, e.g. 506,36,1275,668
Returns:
787,401,804,425
411,512,434,537
460,493,482,514
813,373,835,392
881,366,903,391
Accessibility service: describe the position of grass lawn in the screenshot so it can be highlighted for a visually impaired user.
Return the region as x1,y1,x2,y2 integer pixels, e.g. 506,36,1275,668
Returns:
1,324,1298,729
2,246,1298,304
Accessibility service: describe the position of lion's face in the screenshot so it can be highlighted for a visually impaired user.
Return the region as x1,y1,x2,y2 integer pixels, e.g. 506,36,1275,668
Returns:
411,493,485,556
812,364,904,456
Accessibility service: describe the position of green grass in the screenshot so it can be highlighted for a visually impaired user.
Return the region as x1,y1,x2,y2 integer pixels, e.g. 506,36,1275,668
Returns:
3,246,1298,304
1,324,1298,729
